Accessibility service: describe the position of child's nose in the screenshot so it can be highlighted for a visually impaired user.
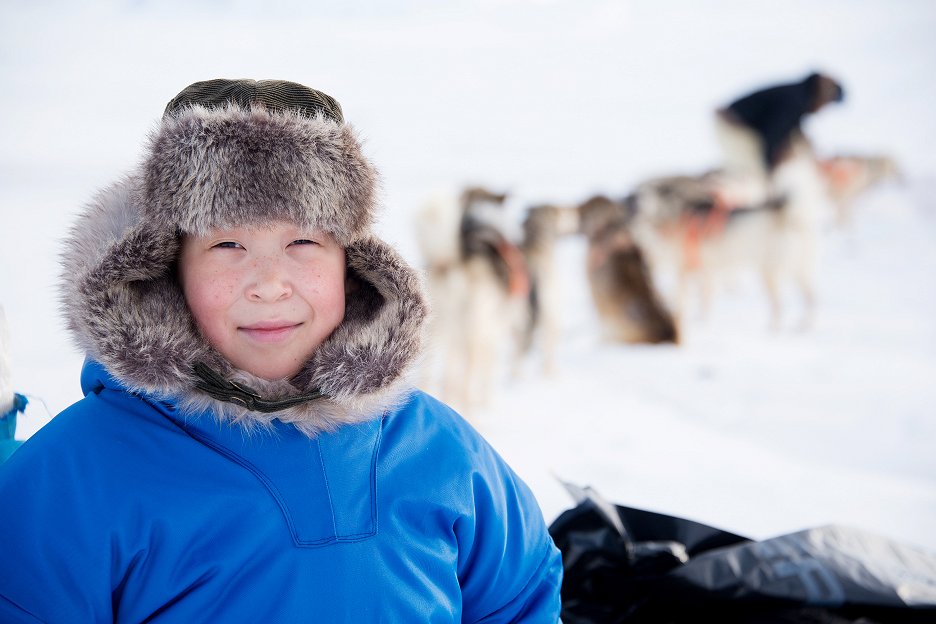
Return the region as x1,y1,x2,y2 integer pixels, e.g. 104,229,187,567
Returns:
246,256,293,302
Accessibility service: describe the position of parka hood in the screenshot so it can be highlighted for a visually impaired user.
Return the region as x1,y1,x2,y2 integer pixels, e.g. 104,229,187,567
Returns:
60,94,428,436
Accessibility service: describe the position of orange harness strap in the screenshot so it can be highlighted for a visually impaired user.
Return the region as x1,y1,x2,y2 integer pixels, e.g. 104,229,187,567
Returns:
681,191,733,271
495,240,531,298
820,158,864,193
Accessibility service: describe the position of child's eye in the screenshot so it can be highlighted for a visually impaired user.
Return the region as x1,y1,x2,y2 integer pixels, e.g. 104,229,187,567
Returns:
213,241,243,249
290,239,319,247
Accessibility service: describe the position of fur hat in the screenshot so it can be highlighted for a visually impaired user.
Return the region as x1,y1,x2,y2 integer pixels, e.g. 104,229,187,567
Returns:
147,79,376,246
60,79,427,436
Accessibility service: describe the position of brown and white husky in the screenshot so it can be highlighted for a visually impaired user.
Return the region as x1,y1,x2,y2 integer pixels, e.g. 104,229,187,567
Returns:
576,195,680,345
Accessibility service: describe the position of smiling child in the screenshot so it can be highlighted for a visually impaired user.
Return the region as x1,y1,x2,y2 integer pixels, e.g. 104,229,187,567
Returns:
0,79,562,622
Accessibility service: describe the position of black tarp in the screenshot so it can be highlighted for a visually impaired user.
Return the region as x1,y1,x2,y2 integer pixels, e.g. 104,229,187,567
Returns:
549,484,936,623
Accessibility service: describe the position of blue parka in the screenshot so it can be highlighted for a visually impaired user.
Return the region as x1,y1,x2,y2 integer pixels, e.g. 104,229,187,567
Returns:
0,360,562,622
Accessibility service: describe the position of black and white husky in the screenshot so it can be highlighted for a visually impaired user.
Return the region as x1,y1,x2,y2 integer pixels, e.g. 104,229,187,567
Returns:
414,187,531,415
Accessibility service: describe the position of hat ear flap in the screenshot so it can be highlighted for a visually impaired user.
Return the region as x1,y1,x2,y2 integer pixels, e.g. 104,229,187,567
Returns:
69,223,205,392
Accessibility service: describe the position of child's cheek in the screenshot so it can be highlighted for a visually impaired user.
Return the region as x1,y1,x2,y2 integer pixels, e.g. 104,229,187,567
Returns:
213,272,242,304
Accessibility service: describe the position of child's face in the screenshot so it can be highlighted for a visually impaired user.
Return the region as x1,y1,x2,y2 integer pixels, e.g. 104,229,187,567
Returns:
178,222,346,381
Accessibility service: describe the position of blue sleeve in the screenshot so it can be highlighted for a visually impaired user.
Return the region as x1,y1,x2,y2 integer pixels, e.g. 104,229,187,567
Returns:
454,440,563,623
0,412,115,623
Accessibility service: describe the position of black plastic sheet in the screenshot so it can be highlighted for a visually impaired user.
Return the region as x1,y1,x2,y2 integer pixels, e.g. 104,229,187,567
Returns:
549,484,936,623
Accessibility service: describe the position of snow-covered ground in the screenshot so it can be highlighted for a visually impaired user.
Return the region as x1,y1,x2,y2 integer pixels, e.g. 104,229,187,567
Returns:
2,1,935,553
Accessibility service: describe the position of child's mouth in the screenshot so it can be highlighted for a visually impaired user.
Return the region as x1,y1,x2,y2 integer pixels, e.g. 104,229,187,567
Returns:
239,322,301,343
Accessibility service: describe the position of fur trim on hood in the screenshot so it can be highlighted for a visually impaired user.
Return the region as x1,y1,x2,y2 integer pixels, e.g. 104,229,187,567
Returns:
60,102,428,437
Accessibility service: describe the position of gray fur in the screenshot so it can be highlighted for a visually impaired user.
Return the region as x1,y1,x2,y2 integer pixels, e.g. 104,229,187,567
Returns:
60,106,428,437
144,104,378,246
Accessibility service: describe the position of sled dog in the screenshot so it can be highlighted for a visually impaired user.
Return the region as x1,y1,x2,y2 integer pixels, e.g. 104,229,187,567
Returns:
576,195,679,344
627,147,831,330
414,187,530,415
516,203,580,375
818,153,902,227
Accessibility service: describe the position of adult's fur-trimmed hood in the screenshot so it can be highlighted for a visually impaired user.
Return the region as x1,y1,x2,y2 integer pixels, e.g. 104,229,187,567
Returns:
60,94,428,436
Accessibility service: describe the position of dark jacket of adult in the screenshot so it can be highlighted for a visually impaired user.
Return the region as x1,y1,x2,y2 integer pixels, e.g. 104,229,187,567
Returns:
721,72,845,170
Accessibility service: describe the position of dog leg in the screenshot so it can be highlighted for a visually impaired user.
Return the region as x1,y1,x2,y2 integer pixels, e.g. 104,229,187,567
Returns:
440,329,469,415
698,268,715,322
536,278,560,377
508,298,532,381
797,280,816,332
793,260,817,332
794,227,819,331
675,269,693,325
541,315,559,377
468,310,499,412
762,267,783,331
461,265,507,415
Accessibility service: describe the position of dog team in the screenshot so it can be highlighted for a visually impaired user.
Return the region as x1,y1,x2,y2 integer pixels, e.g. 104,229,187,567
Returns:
414,71,901,414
